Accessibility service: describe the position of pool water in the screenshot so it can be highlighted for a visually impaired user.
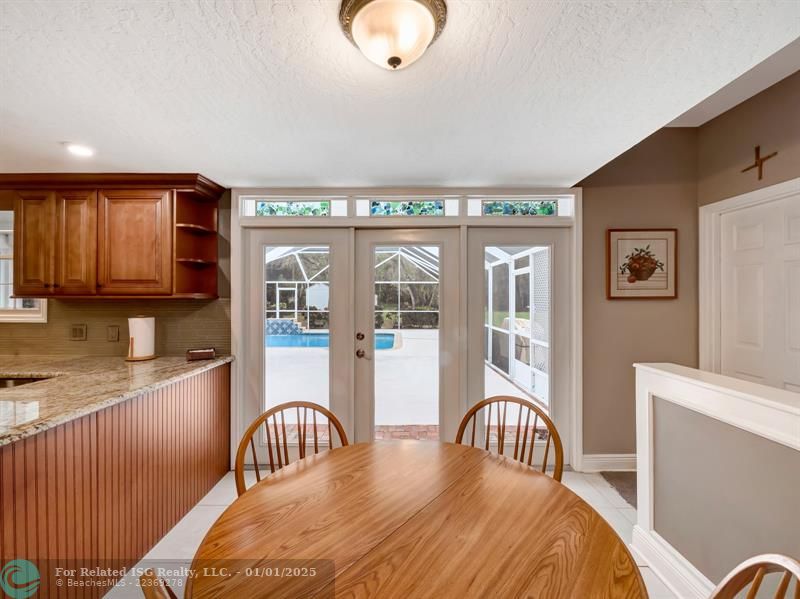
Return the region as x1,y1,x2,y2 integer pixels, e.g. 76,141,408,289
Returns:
266,332,396,349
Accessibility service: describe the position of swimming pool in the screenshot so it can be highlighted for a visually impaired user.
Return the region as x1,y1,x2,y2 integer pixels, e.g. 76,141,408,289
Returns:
266,332,396,349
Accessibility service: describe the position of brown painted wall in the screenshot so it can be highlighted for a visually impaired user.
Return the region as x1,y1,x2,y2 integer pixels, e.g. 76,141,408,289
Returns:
0,192,232,356
698,70,800,206
579,70,800,456
579,129,700,454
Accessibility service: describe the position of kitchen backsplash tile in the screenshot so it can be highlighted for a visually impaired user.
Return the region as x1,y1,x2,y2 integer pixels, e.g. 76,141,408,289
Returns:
0,298,231,356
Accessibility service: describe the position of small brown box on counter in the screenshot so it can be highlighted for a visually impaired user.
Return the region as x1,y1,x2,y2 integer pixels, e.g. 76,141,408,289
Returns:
186,348,216,361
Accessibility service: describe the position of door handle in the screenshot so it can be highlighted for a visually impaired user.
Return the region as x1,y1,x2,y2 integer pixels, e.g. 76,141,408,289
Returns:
356,332,365,340
356,349,370,360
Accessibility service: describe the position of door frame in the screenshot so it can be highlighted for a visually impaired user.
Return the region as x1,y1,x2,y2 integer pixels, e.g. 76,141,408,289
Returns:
353,228,461,443
466,227,572,459
231,188,583,469
699,176,800,372
241,228,354,443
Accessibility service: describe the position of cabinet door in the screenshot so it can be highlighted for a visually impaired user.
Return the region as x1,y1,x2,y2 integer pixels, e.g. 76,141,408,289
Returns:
97,190,173,295
13,191,56,295
55,190,97,295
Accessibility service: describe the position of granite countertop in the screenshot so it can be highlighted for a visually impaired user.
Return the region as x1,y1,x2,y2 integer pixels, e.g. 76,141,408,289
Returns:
0,355,233,446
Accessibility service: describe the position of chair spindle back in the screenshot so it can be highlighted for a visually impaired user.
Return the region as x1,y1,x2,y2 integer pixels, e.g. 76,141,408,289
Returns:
709,554,800,599
235,401,348,496
455,395,564,481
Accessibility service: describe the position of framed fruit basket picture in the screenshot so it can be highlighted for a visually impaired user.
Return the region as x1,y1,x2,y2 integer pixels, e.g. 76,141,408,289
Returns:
606,229,677,299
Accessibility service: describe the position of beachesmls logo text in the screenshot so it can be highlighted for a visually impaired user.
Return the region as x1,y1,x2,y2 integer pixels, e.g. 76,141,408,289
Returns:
0,560,40,599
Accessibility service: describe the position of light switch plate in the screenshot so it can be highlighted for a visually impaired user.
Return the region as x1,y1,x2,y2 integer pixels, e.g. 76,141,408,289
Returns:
107,325,120,342
70,324,87,341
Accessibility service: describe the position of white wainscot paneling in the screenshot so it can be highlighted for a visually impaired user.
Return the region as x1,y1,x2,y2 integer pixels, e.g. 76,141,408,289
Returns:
631,362,800,599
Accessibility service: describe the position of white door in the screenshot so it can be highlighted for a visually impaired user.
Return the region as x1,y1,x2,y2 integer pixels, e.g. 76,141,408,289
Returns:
242,228,353,455
240,225,575,458
720,194,800,391
466,228,573,457
354,228,461,442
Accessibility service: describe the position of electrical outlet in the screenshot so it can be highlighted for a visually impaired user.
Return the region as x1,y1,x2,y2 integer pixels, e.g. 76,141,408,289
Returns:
107,325,120,342
70,324,87,341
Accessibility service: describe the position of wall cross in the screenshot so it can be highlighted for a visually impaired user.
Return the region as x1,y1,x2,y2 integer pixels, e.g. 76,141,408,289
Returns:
741,145,777,180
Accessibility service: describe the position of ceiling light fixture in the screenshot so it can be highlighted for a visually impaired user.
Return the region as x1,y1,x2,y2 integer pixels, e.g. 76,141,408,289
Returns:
63,142,95,157
340,0,447,71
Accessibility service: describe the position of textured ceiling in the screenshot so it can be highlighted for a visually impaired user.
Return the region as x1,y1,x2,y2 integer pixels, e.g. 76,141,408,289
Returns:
0,1,798,188
668,37,800,127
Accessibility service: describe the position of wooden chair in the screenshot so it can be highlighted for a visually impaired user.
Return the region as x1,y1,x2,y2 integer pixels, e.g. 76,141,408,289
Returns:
235,401,349,496
455,395,563,481
139,569,177,599
709,554,800,599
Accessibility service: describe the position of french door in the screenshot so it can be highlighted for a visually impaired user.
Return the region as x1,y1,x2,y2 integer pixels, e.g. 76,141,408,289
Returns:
353,228,460,442
242,228,353,457
240,225,571,460
242,227,460,458
466,228,572,458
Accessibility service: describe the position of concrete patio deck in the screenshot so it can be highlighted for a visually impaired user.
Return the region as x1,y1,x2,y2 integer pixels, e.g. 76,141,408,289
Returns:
265,329,532,439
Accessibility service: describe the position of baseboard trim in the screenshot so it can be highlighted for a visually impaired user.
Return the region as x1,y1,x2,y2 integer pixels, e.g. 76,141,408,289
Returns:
579,453,636,472
631,526,714,599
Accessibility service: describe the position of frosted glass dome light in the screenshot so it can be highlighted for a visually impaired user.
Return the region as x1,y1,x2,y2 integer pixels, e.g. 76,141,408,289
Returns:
341,0,447,71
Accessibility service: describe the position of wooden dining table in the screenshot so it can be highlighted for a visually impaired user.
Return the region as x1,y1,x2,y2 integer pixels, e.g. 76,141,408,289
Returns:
187,441,647,598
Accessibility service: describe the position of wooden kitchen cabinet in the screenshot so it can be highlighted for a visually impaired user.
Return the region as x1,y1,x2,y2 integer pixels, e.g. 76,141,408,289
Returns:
97,189,173,295
3,173,224,298
56,190,97,295
14,190,100,296
13,190,56,295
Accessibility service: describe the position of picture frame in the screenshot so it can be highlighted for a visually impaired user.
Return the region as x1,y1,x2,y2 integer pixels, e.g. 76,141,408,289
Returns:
606,229,677,299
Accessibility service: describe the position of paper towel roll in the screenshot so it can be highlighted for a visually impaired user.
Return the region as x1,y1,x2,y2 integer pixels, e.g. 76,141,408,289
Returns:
127,316,156,361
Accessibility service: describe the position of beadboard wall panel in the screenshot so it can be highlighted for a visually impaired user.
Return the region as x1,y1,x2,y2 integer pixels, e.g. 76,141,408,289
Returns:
0,414,101,598
0,362,230,597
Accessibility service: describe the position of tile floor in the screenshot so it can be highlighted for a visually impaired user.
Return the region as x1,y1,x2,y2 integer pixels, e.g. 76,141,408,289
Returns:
109,470,677,598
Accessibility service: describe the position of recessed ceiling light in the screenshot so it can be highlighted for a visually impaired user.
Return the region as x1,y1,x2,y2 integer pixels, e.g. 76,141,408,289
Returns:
63,142,95,157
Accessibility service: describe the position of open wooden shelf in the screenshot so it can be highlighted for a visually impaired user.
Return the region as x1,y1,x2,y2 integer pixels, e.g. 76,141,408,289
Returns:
176,223,216,234
176,258,217,266
176,191,217,230
176,261,217,296
174,189,219,296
